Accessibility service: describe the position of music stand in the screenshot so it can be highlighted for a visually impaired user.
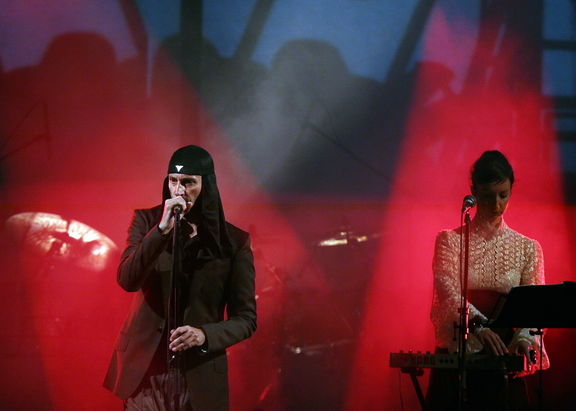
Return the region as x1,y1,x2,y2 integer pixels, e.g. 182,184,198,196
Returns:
488,281,576,411
489,282,576,329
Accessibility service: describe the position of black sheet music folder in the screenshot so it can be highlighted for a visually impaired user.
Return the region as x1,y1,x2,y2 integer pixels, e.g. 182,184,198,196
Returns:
488,282,576,329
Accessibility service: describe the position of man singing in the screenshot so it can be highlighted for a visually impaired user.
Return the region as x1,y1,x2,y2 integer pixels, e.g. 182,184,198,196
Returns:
104,145,257,410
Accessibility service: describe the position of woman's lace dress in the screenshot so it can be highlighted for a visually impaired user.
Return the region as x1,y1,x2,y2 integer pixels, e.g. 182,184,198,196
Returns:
430,217,550,375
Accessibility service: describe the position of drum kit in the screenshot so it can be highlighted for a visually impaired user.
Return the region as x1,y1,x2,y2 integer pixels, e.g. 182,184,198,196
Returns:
247,223,381,409
254,224,380,344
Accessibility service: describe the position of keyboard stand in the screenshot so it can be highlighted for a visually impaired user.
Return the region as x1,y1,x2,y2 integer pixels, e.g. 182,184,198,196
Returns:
398,367,425,409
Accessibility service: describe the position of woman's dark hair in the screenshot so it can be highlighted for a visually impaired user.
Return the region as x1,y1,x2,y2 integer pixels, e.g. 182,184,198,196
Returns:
471,150,514,187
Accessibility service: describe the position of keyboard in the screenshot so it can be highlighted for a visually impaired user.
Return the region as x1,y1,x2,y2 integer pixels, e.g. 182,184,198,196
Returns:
389,351,525,372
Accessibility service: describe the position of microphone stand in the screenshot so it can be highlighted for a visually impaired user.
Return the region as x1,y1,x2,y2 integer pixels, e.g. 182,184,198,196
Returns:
530,328,545,411
457,208,472,410
167,210,183,411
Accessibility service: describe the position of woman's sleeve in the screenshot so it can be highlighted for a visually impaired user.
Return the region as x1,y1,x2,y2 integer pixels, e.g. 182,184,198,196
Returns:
431,230,486,352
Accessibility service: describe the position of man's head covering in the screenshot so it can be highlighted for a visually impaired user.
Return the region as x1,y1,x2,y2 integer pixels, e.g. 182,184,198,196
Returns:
162,145,232,257
167,145,214,176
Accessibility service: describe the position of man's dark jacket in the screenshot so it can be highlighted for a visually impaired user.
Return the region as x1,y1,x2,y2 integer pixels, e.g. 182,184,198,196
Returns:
103,205,256,410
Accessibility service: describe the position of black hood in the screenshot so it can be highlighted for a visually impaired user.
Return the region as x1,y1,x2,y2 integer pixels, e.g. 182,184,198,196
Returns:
162,146,232,258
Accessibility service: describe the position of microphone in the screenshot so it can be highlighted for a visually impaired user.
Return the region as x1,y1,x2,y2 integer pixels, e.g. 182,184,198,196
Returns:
173,205,183,215
461,195,477,212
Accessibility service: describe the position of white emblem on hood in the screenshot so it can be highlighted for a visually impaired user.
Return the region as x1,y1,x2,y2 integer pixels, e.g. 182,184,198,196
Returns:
175,165,183,172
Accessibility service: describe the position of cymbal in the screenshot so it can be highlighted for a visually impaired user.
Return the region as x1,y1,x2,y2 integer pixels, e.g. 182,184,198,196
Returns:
286,339,353,355
6,212,118,272
315,229,380,247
